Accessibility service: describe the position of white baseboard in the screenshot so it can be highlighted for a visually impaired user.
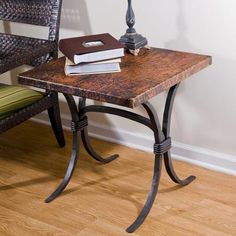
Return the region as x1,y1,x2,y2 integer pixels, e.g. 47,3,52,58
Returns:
32,114,236,176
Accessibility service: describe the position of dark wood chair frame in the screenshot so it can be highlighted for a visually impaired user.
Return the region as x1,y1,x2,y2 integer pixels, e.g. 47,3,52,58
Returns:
0,0,65,147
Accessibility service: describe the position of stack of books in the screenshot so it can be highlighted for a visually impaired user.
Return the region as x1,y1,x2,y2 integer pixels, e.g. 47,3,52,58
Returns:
59,33,124,76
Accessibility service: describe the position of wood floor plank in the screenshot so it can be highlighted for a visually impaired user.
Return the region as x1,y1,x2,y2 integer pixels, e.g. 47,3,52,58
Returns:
0,205,72,236
0,121,235,236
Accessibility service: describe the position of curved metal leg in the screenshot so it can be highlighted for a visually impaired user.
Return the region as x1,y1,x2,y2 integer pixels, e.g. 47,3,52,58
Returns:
126,102,163,233
81,127,119,163
162,84,196,185
126,155,162,233
45,131,79,203
45,94,80,203
164,151,195,185
79,98,118,163
47,92,65,147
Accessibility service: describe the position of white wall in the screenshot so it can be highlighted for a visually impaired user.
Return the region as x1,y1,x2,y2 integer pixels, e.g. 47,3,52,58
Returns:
1,0,236,174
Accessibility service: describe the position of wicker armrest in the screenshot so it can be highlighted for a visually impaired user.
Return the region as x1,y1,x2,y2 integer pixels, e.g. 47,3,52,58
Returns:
0,33,56,74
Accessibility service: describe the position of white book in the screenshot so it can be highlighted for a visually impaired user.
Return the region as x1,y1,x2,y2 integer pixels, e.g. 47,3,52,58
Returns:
74,48,124,65
65,58,121,76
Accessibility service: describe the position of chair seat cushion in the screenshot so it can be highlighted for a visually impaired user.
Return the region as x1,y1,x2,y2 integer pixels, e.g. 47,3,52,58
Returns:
0,84,43,119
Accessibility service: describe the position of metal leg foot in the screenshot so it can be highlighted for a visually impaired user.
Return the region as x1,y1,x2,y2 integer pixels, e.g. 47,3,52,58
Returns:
81,127,119,163
45,131,79,203
126,155,162,233
164,151,196,185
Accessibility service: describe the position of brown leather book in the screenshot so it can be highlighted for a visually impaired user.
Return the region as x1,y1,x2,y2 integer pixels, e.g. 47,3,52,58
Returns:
59,33,124,64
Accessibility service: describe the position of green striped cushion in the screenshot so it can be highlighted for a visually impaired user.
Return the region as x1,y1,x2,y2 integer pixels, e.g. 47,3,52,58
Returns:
0,84,43,119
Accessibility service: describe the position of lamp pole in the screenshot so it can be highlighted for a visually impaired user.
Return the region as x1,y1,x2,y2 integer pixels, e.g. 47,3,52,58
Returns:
119,0,148,55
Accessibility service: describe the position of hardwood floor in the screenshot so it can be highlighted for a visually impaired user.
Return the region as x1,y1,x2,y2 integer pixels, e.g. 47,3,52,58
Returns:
0,121,235,236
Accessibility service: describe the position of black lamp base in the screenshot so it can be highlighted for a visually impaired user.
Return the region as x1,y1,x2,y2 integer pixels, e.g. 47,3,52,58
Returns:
120,32,148,50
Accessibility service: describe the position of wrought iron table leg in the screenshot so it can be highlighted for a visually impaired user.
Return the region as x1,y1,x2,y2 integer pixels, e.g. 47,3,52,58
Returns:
164,151,196,185
45,131,79,203
162,84,196,185
126,102,164,233
81,127,119,163
45,94,80,203
47,92,65,147
79,98,119,163
126,155,162,233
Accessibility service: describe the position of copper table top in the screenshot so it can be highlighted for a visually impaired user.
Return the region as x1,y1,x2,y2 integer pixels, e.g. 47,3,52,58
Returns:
18,47,211,108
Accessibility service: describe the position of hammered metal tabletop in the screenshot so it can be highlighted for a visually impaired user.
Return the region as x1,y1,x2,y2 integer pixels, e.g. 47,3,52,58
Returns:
18,47,211,108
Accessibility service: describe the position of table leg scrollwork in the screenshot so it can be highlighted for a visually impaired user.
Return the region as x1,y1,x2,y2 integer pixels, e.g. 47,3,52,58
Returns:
162,84,196,186
80,98,119,163
81,127,119,163
45,84,195,233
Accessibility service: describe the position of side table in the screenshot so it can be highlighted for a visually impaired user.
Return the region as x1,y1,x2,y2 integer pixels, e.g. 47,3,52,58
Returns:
18,47,211,233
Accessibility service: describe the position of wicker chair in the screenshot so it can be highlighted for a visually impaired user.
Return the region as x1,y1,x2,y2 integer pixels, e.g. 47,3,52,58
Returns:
0,0,65,147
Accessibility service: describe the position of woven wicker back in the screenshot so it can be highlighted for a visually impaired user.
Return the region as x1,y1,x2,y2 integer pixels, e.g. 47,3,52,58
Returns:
0,0,62,41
